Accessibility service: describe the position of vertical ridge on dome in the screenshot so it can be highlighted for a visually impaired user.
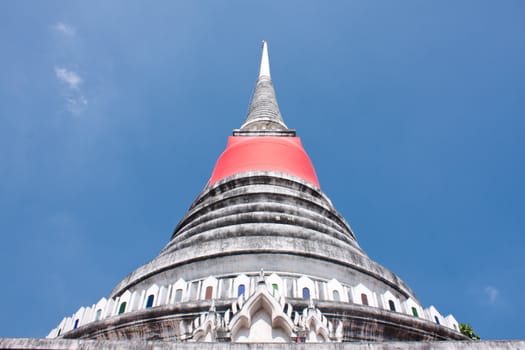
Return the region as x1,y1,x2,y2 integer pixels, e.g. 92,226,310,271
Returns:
234,41,294,136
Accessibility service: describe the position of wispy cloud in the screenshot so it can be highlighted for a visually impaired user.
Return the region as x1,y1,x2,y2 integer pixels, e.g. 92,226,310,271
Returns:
54,67,82,89
54,66,88,114
484,285,499,304
52,21,87,115
53,22,75,37
65,95,88,114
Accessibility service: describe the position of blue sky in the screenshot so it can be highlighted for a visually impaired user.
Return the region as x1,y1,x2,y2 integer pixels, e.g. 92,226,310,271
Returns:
1,0,524,340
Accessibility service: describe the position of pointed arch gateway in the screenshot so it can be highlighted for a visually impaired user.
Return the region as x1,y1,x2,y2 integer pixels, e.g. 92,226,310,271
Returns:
303,309,331,342
229,285,295,343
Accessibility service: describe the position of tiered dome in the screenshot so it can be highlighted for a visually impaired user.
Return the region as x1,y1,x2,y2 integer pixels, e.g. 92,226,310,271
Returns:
48,41,466,343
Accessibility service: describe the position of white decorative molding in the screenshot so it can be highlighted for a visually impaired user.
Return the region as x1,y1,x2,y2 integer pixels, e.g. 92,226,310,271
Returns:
48,272,461,338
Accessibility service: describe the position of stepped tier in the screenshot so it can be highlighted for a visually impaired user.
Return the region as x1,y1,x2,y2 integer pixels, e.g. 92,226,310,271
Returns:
111,171,414,302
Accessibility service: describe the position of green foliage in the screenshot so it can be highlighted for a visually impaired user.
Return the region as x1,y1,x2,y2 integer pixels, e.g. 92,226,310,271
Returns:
459,323,480,340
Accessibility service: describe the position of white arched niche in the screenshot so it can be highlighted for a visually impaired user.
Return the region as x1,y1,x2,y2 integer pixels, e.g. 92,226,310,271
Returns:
230,285,295,343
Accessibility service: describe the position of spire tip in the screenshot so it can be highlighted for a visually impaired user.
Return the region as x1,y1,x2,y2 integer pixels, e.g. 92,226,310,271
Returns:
259,40,271,78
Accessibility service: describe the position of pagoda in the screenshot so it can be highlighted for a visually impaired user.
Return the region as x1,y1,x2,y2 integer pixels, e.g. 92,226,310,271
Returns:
47,41,466,343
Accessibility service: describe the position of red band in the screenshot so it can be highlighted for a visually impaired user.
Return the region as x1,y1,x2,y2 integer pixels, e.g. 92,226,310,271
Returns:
208,136,320,187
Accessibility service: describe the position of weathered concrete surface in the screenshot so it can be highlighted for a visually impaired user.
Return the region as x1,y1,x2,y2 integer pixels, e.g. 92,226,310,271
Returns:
52,172,460,342
110,172,416,302
60,299,465,342
1,338,524,350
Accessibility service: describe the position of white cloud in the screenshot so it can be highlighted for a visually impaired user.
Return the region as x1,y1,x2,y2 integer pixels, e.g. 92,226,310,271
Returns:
53,22,75,37
54,66,88,114
55,67,83,89
484,286,499,304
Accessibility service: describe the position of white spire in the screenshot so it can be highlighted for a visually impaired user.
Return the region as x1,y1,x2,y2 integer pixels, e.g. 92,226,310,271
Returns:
259,40,271,78
235,40,291,135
